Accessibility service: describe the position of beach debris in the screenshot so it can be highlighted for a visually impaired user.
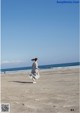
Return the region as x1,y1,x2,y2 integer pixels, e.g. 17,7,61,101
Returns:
22,103,25,106
53,105,56,107
70,108,74,111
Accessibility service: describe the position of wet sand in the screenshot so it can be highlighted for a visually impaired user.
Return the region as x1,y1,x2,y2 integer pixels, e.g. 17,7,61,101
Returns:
1,67,79,113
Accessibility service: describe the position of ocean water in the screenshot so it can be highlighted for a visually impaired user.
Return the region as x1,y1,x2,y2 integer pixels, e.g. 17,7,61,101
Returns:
1,62,80,73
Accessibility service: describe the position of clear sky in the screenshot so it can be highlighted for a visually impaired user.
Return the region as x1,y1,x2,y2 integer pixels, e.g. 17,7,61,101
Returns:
1,0,79,68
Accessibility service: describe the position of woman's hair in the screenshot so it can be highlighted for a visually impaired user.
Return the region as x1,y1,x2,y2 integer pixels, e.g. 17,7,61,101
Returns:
31,58,38,61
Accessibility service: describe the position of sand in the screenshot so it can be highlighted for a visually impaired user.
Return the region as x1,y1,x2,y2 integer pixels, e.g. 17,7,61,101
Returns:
1,67,79,113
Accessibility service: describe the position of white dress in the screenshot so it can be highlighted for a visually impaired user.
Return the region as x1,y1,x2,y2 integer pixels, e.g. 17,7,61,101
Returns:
29,61,40,79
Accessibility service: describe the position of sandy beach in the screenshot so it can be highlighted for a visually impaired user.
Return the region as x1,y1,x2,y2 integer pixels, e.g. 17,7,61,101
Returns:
1,67,79,113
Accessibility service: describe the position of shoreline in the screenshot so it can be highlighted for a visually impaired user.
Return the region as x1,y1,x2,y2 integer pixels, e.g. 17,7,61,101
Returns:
1,65,79,75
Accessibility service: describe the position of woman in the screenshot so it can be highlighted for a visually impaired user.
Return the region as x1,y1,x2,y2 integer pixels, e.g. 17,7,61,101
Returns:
29,58,40,83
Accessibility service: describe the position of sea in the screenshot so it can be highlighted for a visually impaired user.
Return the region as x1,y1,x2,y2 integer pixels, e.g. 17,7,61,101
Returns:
1,62,80,73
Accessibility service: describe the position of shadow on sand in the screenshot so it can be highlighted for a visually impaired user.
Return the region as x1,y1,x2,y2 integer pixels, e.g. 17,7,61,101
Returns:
9,81,33,84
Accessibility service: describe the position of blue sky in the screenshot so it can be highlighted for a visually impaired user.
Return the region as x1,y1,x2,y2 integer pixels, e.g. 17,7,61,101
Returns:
1,0,79,68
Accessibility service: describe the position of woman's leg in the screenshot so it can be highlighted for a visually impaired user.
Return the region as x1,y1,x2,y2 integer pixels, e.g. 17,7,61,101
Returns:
32,77,36,83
